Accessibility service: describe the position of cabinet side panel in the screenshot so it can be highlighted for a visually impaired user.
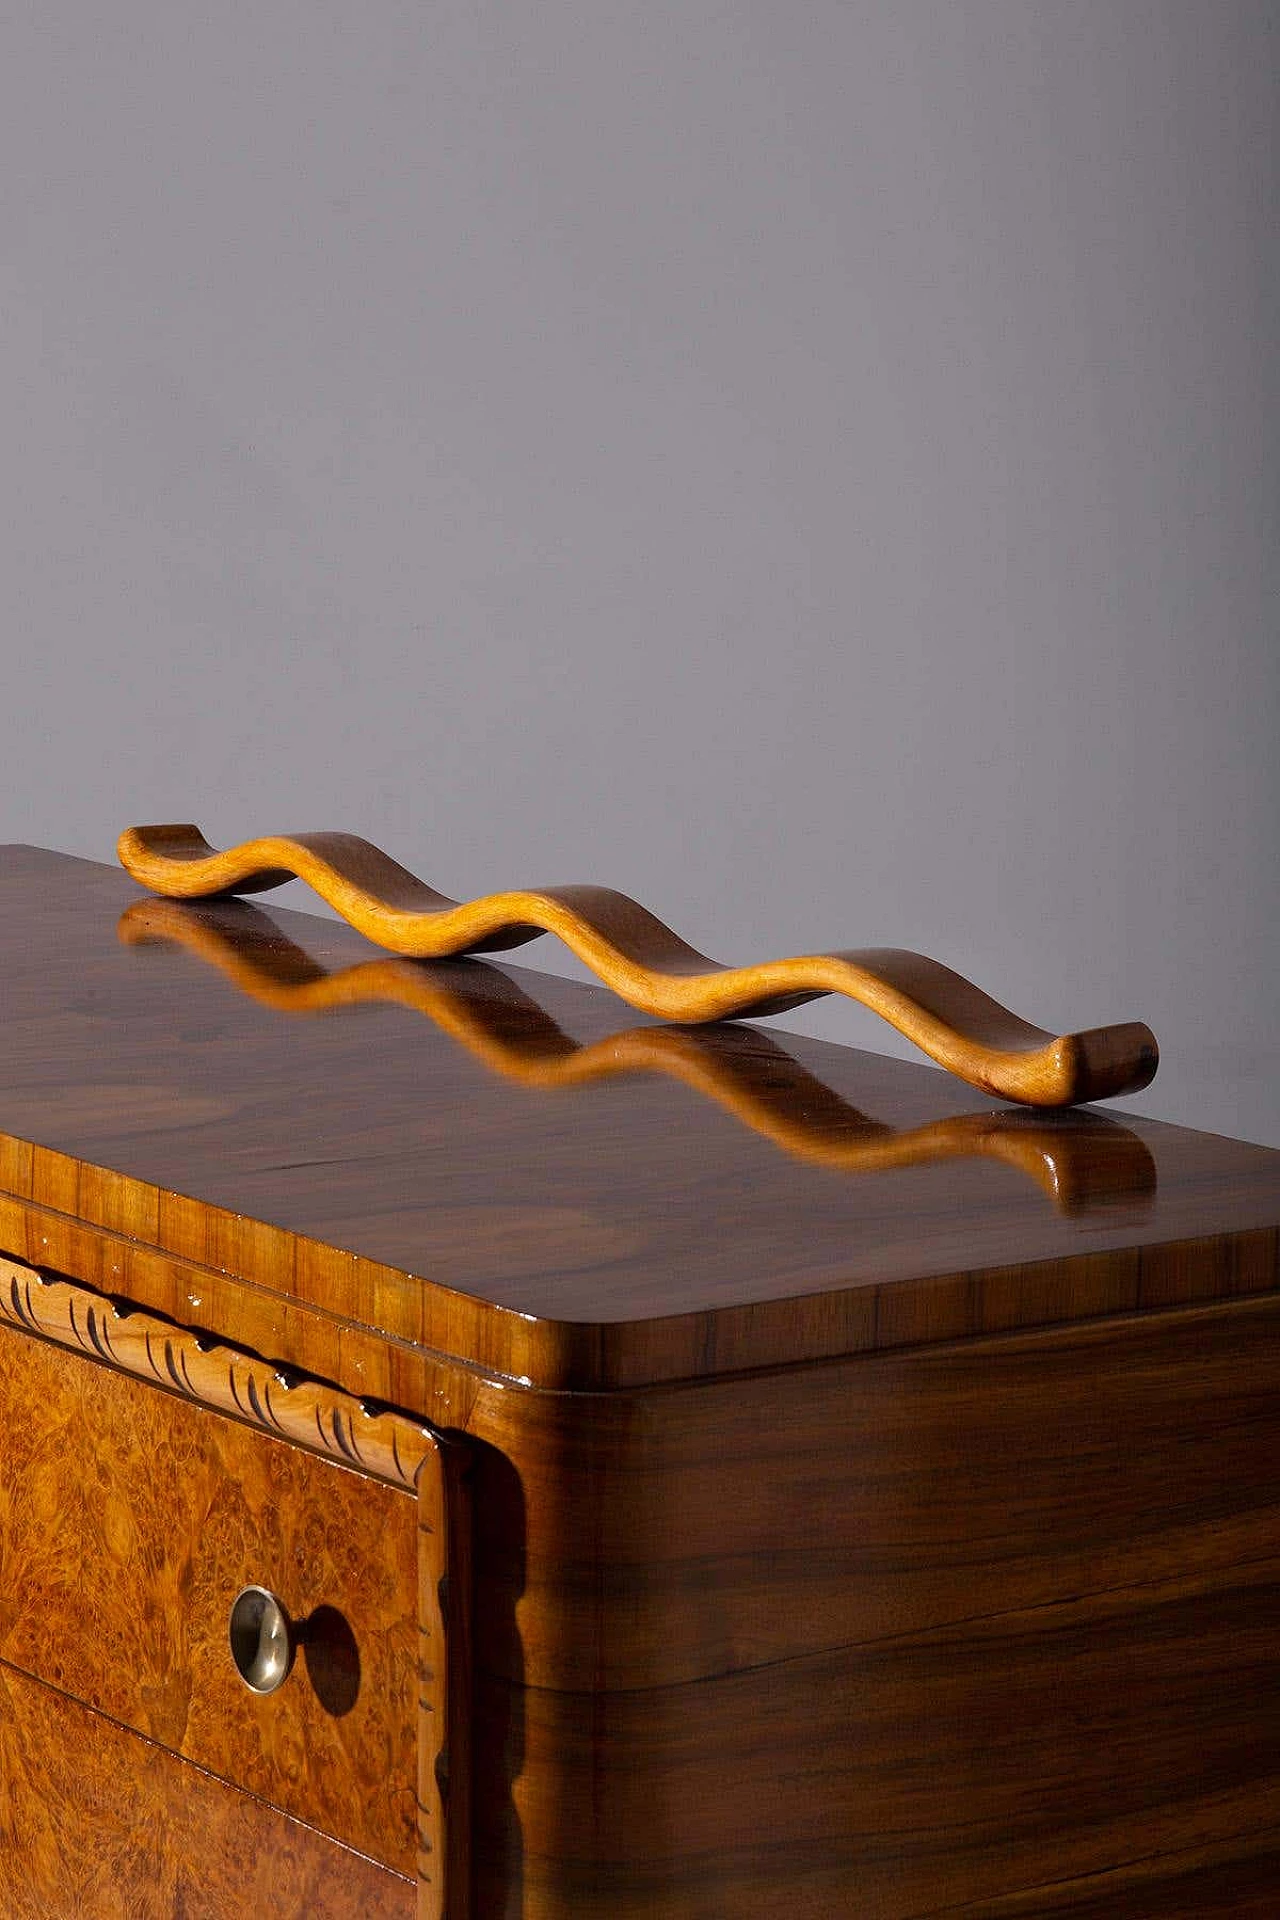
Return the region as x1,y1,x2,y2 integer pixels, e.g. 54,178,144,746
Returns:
460,1296,1280,1913
471,1560,1280,1917
466,1290,1280,1690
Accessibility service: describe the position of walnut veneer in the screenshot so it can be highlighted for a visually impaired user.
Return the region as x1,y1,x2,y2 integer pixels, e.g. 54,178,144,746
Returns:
1,844,1278,1915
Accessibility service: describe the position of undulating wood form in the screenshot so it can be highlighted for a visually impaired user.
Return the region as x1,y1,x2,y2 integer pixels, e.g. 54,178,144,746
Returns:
2,847,1273,1388
117,823,1159,1107
0,1663,415,1920
3,844,1280,1915
118,895,1157,1211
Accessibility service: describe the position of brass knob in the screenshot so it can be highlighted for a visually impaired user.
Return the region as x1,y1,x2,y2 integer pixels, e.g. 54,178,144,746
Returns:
229,1586,295,1694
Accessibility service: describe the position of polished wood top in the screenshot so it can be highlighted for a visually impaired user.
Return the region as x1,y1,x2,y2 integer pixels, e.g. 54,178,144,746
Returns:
1,846,1277,1387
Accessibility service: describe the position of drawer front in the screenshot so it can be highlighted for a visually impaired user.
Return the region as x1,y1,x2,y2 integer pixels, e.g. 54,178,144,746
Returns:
0,1662,415,1920
0,1313,419,1874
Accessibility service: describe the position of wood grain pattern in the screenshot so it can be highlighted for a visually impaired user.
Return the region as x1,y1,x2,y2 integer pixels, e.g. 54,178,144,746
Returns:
119,894,1159,1212
464,1290,1280,1689
968,1831,1280,1918
0,1662,414,1920
117,822,1159,1106
474,1565,1280,1917
0,1312,421,1872
458,1297,1280,1914
0,1254,433,1490
2,847,1280,1913
7,1273,1277,1914
3,848,1276,1387
4,1170,1274,1397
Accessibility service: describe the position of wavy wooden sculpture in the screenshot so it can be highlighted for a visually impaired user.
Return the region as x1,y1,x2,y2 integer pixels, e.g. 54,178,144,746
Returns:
118,824,1159,1108
117,896,1158,1212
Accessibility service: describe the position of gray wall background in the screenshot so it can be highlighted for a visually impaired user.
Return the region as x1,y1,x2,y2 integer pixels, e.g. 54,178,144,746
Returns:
3,2,1277,1143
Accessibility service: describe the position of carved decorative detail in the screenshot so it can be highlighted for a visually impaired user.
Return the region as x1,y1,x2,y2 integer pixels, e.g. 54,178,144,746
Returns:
120,896,1157,1215
0,1251,467,1919
118,823,1159,1108
0,1254,434,1491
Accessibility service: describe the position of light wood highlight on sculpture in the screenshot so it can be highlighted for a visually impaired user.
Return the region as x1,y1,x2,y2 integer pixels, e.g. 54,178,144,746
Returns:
118,896,1157,1212
118,825,1158,1107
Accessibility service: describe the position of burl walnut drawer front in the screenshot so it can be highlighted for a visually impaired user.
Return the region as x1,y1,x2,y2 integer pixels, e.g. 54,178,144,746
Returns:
0,1315,419,1875
0,1663,415,1920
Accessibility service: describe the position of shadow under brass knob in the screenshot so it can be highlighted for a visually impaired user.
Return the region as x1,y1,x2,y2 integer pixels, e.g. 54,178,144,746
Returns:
229,1585,295,1694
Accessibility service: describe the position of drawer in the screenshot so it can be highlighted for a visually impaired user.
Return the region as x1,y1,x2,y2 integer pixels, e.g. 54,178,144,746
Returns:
0,1306,419,1874
0,1661,415,1920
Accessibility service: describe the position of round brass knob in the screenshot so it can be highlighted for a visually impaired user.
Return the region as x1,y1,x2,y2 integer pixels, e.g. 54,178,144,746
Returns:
228,1585,295,1694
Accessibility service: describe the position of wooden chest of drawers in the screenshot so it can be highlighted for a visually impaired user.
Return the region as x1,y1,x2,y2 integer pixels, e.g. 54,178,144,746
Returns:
1,844,1278,1916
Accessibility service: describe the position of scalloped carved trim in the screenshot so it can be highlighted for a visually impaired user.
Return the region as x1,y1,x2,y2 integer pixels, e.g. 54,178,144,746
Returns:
0,1251,466,1916
118,824,1159,1108
0,1253,434,1491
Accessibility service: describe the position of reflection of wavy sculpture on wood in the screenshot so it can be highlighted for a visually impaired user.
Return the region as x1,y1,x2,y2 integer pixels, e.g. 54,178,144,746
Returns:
117,898,1157,1216
118,825,1158,1109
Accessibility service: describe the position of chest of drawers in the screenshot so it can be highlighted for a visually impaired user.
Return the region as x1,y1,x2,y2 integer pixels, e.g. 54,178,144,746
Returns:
1,843,1278,1916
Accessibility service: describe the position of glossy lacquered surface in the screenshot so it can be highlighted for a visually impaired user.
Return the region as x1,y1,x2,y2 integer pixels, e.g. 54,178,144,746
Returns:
0,1308,420,1871
3,845,1280,1914
117,821,1159,1106
2,845,1278,1388
460,1293,1280,1913
0,1662,414,1919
